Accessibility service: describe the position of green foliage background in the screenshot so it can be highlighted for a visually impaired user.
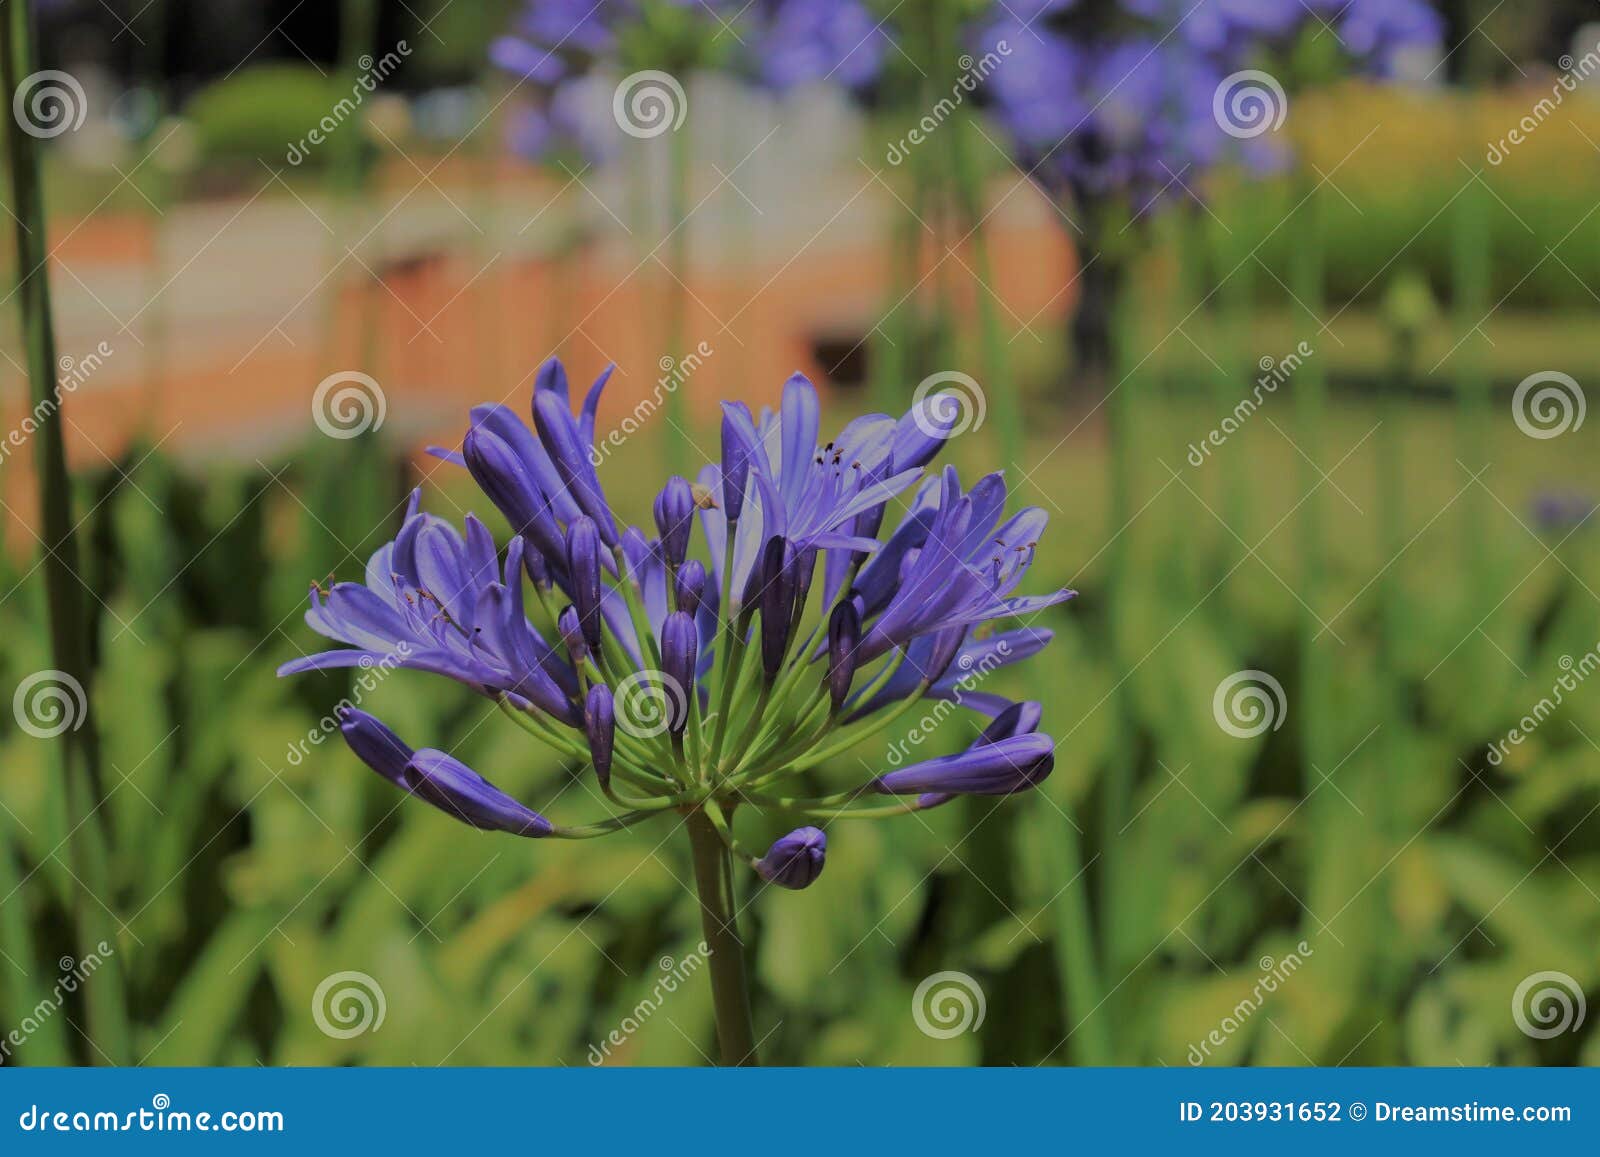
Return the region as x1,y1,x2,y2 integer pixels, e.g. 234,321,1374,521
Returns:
1,48,1598,1069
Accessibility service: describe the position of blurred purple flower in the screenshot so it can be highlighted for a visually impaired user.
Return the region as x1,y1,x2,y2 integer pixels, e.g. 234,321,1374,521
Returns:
1531,490,1598,535
750,0,888,93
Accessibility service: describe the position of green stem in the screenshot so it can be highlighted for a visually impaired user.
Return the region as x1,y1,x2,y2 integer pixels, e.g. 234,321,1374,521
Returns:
943,24,1021,487
1050,815,1110,1065
780,679,929,774
1453,129,1492,629
1,0,131,1065
1291,178,1330,801
684,808,758,1065
1096,244,1136,993
1212,207,1253,600
665,121,692,476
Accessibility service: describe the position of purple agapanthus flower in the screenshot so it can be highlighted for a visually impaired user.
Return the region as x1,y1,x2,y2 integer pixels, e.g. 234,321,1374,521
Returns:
280,360,1073,892
983,0,1445,215
1335,0,1444,77
748,0,889,94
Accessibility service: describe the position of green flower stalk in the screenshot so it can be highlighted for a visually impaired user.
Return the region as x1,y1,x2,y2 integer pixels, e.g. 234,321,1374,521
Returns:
2,0,130,1064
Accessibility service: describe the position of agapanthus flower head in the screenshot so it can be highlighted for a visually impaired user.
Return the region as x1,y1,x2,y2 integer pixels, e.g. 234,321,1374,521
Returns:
281,361,1073,893
986,0,1445,217
748,0,888,95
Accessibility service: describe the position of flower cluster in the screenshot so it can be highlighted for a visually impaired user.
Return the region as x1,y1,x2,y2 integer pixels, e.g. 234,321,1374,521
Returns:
280,362,1072,890
747,0,888,96
982,0,1445,214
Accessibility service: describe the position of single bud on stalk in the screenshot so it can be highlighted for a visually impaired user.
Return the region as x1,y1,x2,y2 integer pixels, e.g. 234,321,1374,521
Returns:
720,405,752,522
827,598,860,713
653,475,696,568
585,683,615,788
872,733,1055,796
557,604,587,668
407,749,554,836
754,826,827,890
565,516,604,653
760,535,796,681
464,426,566,565
534,372,618,546
674,558,707,618
522,537,552,590
338,706,414,787
660,611,698,735
792,546,817,611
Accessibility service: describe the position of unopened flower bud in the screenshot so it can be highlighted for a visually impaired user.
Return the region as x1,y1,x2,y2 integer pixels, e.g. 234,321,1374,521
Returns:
653,475,696,568
674,559,707,618
565,516,603,653
660,612,698,735
754,827,827,889
584,683,614,788
827,598,860,713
